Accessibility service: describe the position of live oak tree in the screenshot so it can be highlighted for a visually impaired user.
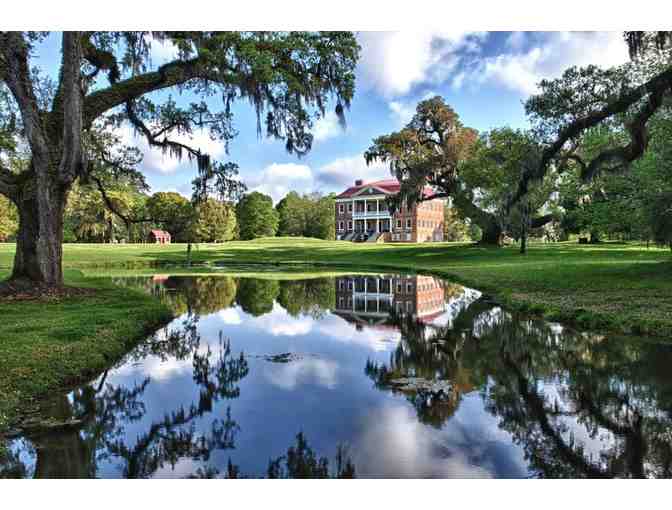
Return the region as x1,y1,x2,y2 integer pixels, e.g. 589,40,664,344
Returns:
365,97,554,246
0,31,359,289
460,127,559,252
511,31,672,209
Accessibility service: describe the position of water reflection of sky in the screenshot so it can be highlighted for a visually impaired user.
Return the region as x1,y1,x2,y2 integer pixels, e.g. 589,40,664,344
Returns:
4,273,672,479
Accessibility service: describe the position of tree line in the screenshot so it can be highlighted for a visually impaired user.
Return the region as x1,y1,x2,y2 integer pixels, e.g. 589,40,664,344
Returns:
0,185,338,244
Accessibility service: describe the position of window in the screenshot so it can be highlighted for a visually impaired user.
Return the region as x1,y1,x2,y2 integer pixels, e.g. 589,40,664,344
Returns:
347,220,353,231
338,221,344,231
406,218,412,230
396,283,402,293
347,203,353,212
338,280,345,290
406,282,413,293
396,219,402,229
406,301,413,312
338,204,344,214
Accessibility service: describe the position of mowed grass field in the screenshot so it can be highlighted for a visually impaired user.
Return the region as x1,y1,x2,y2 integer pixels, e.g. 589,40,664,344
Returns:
1,238,671,430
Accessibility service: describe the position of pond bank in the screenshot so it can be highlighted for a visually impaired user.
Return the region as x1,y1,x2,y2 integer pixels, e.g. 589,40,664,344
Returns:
0,270,173,433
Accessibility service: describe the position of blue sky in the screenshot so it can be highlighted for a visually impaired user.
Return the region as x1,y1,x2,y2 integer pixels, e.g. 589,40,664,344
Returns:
34,31,630,202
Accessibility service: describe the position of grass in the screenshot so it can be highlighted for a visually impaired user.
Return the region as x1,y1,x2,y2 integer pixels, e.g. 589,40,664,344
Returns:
1,238,670,429
0,268,173,432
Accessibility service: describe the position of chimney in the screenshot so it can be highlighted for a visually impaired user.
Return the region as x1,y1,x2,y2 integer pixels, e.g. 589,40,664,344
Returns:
355,179,363,186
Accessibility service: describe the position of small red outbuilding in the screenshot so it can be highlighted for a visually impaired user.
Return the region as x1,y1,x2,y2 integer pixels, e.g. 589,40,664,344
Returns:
149,229,172,244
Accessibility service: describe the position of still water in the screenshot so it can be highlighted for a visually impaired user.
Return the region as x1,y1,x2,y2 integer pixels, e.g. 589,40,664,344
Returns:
2,272,672,478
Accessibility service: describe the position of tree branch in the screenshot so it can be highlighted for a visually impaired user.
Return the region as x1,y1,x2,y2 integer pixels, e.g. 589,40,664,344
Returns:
0,163,18,198
0,32,50,168
83,58,235,126
512,66,672,206
124,99,209,172
57,31,85,185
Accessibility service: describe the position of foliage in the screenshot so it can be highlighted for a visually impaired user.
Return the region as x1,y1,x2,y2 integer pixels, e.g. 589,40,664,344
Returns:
276,191,335,240
0,195,17,242
443,204,470,242
512,32,672,206
192,199,237,243
0,31,359,285
146,192,195,242
365,96,478,210
557,116,672,245
236,191,279,240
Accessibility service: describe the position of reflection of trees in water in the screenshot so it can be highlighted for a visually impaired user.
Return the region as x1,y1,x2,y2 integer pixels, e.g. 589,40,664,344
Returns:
267,432,355,479
189,433,356,479
235,278,280,316
481,316,672,478
110,275,238,317
365,305,487,428
4,315,249,478
277,279,335,319
366,299,672,478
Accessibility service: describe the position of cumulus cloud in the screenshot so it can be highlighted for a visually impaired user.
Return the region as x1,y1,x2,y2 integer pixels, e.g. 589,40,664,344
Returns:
247,162,315,202
315,154,390,189
247,154,392,202
466,31,630,96
388,90,437,126
356,31,487,97
312,111,344,142
264,356,339,390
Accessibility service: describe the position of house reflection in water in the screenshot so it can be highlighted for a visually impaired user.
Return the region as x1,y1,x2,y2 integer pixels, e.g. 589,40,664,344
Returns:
334,274,446,328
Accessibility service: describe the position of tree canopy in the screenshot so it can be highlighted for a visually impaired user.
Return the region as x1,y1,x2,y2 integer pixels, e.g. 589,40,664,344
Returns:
0,31,360,287
236,191,279,240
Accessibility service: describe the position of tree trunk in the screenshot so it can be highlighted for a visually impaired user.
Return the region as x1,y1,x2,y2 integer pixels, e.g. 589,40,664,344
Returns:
10,178,67,287
589,230,601,244
520,203,530,254
480,222,504,247
107,217,115,244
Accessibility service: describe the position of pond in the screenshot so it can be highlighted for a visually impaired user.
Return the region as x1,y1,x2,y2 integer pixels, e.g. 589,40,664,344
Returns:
2,271,672,478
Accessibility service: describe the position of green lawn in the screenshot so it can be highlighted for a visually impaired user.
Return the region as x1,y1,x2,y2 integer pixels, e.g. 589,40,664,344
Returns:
0,269,172,431
1,238,671,430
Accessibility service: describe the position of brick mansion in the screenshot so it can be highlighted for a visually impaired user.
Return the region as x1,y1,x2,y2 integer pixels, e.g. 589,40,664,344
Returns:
335,179,445,243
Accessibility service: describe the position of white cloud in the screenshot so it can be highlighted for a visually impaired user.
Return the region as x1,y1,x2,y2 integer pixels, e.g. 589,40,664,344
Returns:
246,153,392,202
388,100,416,126
248,162,315,203
217,308,242,325
312,111,344,142
264,356,339,390
467,31,630,96
356,31,488,97
315,154,390,189
388,90,437,126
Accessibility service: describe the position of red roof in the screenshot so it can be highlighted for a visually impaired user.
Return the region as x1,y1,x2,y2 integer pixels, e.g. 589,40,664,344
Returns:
336,179,435,199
